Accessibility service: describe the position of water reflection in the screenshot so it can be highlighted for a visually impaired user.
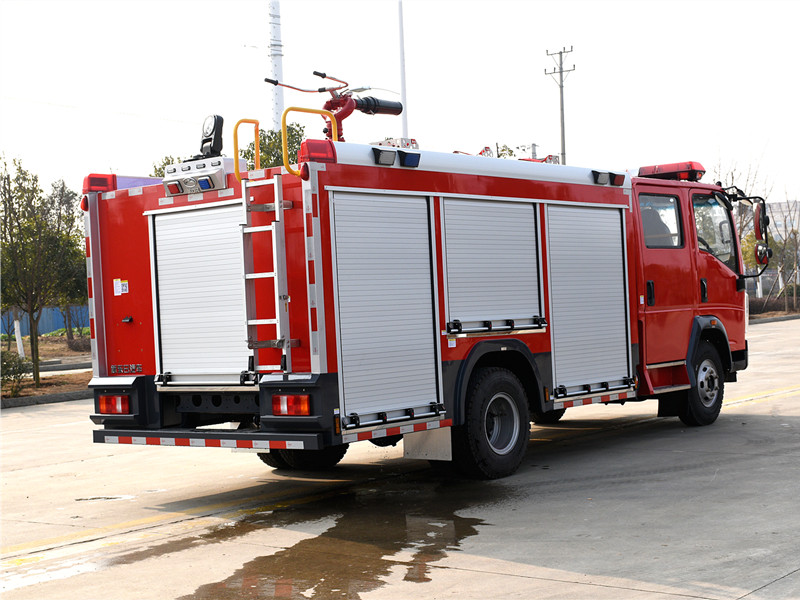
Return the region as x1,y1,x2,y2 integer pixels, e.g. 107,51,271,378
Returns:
184,475,513,599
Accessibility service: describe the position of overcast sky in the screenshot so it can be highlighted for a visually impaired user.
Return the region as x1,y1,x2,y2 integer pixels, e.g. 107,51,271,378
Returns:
1,0,798,201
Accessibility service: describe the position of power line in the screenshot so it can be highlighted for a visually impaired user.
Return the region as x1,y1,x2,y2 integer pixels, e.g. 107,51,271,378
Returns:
545,46,575,166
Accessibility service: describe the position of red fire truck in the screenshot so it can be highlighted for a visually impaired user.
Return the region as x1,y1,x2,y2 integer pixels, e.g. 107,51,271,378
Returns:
83,84,771,479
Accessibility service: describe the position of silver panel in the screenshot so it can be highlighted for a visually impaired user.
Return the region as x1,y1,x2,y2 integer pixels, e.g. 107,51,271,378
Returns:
444,199,540,328
547,205,630,390
154,203,249,383
332,192,438,418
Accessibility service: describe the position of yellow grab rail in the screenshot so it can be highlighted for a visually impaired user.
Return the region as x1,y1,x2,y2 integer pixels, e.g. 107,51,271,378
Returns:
281,107,338,177
233,119,260,182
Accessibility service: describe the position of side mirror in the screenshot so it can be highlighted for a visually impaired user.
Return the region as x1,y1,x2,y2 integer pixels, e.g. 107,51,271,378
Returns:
755,241,772,266
754,202,770,241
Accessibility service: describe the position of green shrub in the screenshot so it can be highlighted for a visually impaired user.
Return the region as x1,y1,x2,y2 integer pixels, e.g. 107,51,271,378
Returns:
1,350,32,397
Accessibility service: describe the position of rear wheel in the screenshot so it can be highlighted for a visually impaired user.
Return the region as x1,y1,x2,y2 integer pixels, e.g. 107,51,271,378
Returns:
257,450,291,469
680,341,724,426
531,407,566,425
453,367,530,479
280,444,349,470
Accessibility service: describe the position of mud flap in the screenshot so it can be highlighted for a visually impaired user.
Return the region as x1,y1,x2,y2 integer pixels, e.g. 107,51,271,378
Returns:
403,427,452,461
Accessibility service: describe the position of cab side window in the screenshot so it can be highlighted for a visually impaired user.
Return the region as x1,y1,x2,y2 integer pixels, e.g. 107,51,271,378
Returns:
639,194,682,248
692,194,737,272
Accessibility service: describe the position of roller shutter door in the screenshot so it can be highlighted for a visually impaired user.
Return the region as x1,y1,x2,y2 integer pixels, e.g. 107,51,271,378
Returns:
332,192,438,420
154,203,249,384
547,205,630,392
444,199,540,330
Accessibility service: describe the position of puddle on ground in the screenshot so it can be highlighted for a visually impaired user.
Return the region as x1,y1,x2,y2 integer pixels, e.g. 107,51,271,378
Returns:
174,472,516,599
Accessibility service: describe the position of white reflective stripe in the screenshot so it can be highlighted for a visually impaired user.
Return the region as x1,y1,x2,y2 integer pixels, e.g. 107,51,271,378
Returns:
189,438,206,447
253,441,271,449
285,441,304,450
105,436,120,444
219,439,237,448
131,437,147,445
160,437,175,446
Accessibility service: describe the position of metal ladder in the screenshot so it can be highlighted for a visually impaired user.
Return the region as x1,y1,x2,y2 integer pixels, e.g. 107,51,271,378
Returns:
240,174,295,380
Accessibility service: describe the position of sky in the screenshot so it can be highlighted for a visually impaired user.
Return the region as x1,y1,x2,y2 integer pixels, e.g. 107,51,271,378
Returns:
1,0,798,202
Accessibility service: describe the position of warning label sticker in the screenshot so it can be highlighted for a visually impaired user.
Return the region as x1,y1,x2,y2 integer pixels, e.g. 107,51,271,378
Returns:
113,278,129,296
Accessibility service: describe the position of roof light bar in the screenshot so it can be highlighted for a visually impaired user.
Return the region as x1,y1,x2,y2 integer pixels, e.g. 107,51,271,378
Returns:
638,161,705,182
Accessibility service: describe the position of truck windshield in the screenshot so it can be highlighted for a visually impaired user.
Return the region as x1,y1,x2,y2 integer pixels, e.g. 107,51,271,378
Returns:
692,194,737,272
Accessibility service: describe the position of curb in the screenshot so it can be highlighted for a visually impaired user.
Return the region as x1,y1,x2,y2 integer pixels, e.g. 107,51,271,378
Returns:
2,390,91,409
749,314,800,324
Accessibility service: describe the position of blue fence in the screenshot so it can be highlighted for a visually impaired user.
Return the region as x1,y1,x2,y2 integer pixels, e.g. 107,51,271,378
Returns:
1,305,89,337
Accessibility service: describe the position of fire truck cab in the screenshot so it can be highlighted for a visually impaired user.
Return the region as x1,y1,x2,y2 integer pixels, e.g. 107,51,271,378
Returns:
83,116,764,479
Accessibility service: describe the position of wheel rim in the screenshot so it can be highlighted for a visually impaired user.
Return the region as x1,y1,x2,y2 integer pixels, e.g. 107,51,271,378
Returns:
483,392,520,455
696,358,720,408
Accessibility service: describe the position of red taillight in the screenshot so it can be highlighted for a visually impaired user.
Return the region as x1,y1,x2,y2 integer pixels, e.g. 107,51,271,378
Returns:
82,174,117,193
80,195,89,211
272,394,311,416
98,394,130,414
298,140,337,165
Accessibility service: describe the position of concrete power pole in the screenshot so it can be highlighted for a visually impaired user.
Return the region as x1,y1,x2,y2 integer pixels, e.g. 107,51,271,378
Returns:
269,0,285,132
398,0,409,139
545,46,575,166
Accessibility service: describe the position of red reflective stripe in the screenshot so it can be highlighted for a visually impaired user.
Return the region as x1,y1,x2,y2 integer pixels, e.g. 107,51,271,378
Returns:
90,319,95,339
357,432,372,441
306,213,313,232
175,438,190,446
413,423,427,432
85,237,91,257
236,440,253,449
119,436,132,444
205,439,221,447
87,277,92,299
271,441,287,449
386,427,402,437
440,419,453,427
146,437,161,445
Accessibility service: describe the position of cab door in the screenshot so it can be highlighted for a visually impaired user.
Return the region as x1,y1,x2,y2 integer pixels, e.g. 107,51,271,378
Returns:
689,191,746,349
636,185,696,365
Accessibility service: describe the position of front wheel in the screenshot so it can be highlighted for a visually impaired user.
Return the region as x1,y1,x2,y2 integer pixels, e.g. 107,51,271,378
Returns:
452,367,530,479
680,341,724,426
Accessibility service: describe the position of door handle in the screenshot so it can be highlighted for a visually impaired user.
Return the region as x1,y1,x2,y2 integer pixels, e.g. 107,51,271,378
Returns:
646,280,655,306
700,278,708,303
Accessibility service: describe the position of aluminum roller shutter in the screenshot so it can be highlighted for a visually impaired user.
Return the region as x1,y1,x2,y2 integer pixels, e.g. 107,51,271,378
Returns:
332,192,438,420
154,203,249,384
444,199,540,329
547,204,630,392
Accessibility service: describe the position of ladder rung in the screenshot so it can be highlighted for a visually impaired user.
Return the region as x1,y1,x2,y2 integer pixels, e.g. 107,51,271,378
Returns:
248,201,293,212
248,319,278,325
245,272,275,280
243,225,274,234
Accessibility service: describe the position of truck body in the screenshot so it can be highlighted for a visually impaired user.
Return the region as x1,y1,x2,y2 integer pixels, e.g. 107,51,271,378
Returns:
85,138,750,478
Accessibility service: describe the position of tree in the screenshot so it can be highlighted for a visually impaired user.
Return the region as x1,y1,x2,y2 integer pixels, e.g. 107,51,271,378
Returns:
241,124,306,171
151,155,184,178
1,159,82,386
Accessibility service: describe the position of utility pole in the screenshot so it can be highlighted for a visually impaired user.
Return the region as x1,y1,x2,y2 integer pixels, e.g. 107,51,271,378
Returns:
398,0,409,139
269,0,285,132
545,46,575,166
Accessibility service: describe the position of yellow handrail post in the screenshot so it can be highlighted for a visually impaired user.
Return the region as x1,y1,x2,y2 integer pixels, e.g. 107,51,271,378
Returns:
281,107,338,177
233,119,261,182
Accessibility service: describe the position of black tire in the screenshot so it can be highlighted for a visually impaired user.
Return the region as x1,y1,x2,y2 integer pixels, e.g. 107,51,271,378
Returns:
452,367,530,479
531,407,566,425
680,341,724,427
280,444,349,470
257,450,292,469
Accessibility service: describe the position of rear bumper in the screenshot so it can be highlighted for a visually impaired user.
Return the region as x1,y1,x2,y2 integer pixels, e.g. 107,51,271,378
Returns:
93,428,322,450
